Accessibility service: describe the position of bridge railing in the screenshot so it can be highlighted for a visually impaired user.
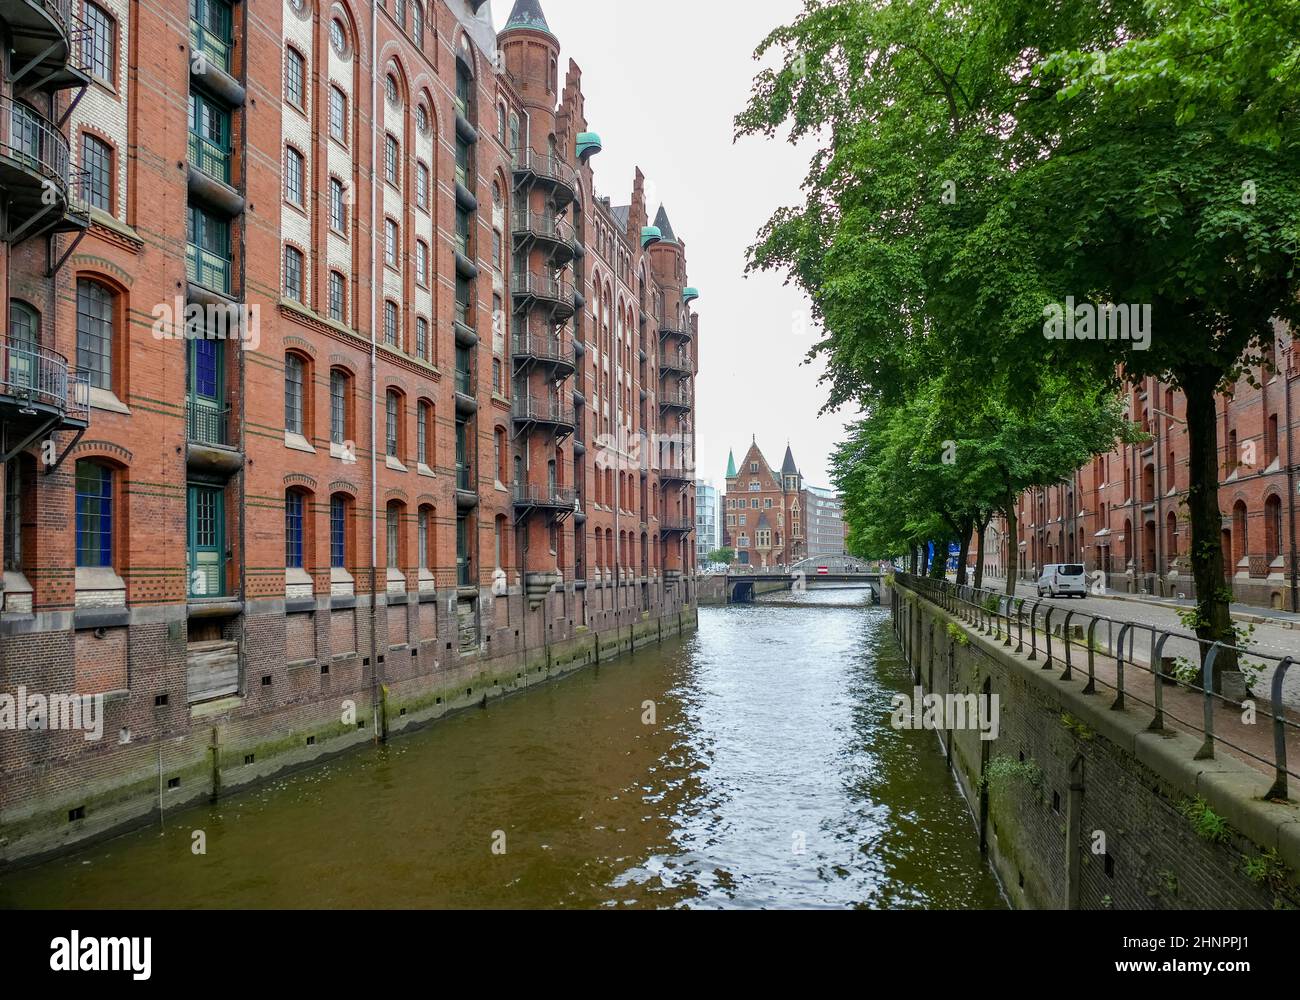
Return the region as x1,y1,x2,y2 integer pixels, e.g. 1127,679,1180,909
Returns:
891,572,1300,802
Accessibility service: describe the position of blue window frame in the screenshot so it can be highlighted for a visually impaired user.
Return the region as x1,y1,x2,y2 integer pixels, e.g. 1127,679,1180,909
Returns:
330,496,346,568
75,461,113,567
285,491,304,568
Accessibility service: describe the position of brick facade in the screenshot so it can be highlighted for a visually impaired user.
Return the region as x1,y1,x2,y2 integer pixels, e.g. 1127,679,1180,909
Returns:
985,332,1299,610
0,0,699,862
721,440,808,568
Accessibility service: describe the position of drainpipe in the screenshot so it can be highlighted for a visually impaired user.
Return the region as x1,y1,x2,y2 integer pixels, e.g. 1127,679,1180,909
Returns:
367,0,381,740
1287,358,1298,613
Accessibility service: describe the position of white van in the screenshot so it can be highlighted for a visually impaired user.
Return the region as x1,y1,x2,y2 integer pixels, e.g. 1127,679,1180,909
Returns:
1036,563,1087,598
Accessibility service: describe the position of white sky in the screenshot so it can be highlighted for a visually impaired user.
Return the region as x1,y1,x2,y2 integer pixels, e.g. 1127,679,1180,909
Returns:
492,0,860,490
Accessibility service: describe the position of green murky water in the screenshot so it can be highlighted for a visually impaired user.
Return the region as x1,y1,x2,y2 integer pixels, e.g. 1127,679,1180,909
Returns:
0,591,1005,909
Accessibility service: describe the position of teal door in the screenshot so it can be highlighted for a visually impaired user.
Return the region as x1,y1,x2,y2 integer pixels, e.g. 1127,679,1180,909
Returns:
187,484,225,598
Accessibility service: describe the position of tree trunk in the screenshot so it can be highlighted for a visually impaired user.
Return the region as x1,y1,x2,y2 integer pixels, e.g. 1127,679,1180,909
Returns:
918,543,929,576
956,517,973,586
1003,500,1019,597
1183,372,1239,688
974,515,990,590
929,540,948,579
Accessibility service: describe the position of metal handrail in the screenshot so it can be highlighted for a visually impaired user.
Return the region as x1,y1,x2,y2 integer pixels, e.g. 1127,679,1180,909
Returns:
894,571,1300,800
188,130,231,184
660,517,693,532
659,351,692,375
512,394,575,427
660,388,692,407
512,148,578,191
511,272,574,302
512,332,574,366
513,483,577,508
0,97,70,189
513,212,574,244
0,335,83,420
186,242,232,295
190,19,232,73
186,401,230,447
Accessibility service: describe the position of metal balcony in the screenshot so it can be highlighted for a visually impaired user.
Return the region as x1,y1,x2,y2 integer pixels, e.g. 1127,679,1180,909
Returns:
659,323,693,344
659,351,693,378
660,388,692,413
512,331,576,377
513,482,578,514
512,212,578,265
0,96,84,242
190,19,232,74
512,394,576,437
4,0,90,92
660,517,694,535
511,272,575,320
0,335,89,439
186,243,233,297
512,149,577,209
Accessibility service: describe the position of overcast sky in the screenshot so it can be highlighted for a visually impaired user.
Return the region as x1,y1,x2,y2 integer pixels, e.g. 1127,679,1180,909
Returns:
492,0,860,491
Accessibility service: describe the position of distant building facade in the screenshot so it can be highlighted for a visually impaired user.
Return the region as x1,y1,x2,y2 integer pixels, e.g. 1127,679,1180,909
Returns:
807,486,848,559
721,440,807,567
696,481,719,562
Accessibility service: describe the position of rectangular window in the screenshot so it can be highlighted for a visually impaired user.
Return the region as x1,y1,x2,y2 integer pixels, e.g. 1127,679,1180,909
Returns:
285,492,304,568
416,163,429,210
81,135,112,211
330,496,347,568
285,147,304,205
330,370,346,445
417,405,428,466
329,178,346,231
387,507,400,567
416,317,429,360
385,135,399,185
188,89,231,183
191,0,232,72
385,220,399,268
84,2,115,82
418,510,430,570
384,301,399,348
416,242,428,286
386,393,399,457
284,355,304,433
188,484,225,597
4,461,22,571
284,246,303,300
329,87,347,144
75,462,113,568
76,279,113,390
328,272,345,322
285,48,305,109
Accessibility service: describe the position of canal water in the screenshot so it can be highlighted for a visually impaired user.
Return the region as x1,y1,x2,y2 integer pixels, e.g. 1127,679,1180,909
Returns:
0,590,1005,909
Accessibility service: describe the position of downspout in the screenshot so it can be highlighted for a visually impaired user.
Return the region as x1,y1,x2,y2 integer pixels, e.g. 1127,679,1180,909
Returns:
368,0,381,740
1287,357,1298,613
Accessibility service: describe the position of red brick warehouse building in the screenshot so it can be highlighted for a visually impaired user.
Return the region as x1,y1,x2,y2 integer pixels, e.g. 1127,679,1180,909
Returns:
0,0,701,861
986,330,1299,611
721,439,809,568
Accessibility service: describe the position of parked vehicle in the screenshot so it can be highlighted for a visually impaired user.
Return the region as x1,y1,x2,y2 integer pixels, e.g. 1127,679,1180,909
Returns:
1036,563,1087,598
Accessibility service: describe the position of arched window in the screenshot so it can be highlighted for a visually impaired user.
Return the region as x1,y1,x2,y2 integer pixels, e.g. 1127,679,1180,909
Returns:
75,460,114,568
284,353,307,434
76,278,114,390
284,490,306,569
330,17,349,58
8,301,39,390
509,113,520,152
1265,495,1282,563
417,399,433,467
1232,501,1249,568
497,102,507,145
330,494,350,569
385,389,402,458
283,245,304,300
412,2,424,47
329,368,351,446
418,506,433,569
386,501,404,568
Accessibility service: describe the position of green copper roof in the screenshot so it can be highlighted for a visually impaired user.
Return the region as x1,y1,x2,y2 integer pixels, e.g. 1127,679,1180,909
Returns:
726,450,737,478
577,132,602,161
504,0,552,34
683,287,699,304
641,226,662,249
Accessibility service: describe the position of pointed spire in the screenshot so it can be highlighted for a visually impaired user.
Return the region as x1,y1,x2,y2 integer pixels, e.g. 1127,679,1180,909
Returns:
653,204,677,244
504,0,551,33
781,444,798,476
726,449,737,478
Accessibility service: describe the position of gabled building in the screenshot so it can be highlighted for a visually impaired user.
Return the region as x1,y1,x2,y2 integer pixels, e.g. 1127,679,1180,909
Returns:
721,440,807,567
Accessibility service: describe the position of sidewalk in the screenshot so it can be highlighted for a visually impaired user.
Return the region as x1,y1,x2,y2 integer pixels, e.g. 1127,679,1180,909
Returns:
980,574,1300,630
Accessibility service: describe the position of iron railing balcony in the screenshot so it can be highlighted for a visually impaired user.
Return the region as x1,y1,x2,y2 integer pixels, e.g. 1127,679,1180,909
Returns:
189,19,232,74
0,335,88,427
659,466,695,484
659,352,693,377
186,401,232,448
4,0,88,90
0,96,73,236
511,272,575,316
457,559,473,588
512,212,578,262
512,394,576,432
660,388,692,412
187,243,233,296
511,148,577,206
455,365,474,396
513,483,578,511
456,464,474,493
188,130,231,185
659,322,693,343
660,517,694,534
512,331,576,373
